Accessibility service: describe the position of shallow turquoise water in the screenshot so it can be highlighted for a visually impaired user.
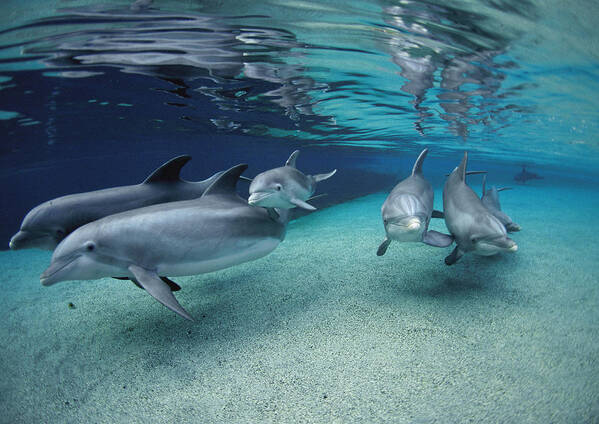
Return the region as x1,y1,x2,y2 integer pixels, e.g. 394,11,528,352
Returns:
0,0,598,422
1,183,598,422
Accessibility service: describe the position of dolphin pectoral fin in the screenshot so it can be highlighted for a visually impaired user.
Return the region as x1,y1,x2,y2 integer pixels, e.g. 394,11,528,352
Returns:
422,231,454,248
128,265,193,321
142,155,191,184
377,238,391,256
112,276,181,292
506,222,521,232
444,247,463,266
312,169,337,182
291,198,317,211
431,210,444,219
160,277,182,292
266,208,280,221
307,193,327,202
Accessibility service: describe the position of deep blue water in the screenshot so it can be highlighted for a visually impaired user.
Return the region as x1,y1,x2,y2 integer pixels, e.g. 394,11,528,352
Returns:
1,0,598,247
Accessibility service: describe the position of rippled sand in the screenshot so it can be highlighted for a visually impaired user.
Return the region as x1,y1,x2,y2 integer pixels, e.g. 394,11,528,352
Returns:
1,182,597,423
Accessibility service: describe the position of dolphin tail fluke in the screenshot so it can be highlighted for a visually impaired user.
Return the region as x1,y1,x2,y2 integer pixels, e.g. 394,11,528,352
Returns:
143,155,191,184
431,210,444,219
312,169,337,182
376,238,391,256
285,150,300,167
128,265,193,321
422,230,453,248
444,247,463,266
411,148,428,175
291,198,317,211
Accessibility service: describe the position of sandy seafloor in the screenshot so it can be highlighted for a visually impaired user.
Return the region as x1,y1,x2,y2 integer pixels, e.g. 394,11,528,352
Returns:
1,182,598,423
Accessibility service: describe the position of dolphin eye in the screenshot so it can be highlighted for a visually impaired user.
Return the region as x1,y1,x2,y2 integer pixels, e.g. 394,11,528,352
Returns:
471,237,478,244
275,184,282,191
85,241,96,252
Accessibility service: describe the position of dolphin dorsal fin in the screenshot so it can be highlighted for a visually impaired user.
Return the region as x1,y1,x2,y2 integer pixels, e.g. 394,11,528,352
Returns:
285,150,300,168
143,155,191,184
482,174,487,197
457,152,468,182
202,164,248,196
412,148,429,176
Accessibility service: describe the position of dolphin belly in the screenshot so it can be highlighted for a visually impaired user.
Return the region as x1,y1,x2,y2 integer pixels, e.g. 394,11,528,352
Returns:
155,237,282,276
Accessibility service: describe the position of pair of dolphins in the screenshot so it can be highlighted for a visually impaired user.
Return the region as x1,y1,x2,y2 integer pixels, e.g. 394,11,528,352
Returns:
378,149,519,265
10,152,336,320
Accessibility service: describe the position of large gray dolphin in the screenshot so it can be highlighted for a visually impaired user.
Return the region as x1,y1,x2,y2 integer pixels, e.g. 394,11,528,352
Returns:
247,150,336,211
481,175,521,232
377,148,453,256
40,164,288,321
443,152,518,265
9,155,227,251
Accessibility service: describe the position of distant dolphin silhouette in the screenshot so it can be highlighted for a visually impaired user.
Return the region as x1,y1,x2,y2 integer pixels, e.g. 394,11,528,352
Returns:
9,155,235,251
514,165,543,184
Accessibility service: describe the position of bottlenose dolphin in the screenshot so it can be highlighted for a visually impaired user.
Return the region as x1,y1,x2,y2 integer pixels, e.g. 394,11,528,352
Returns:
514,165,543,184
377,148,453,256
40,164,287,321
9,155,227,251
481,175,521,232
443,153,518,265
247,150,336,211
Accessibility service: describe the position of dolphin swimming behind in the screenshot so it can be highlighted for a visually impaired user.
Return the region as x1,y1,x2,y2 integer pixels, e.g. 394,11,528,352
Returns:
443,152,518,265
481,175,521,232
40,164,288,321
10,155,228,251
514,165,543,184
248,150,336,211
377,148,453,256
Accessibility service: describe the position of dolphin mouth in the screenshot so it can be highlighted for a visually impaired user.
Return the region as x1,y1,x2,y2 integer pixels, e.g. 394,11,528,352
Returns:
248,191,274,205
9,230,34,250
40,254,81,286
9,230,55,251
386,215,424,229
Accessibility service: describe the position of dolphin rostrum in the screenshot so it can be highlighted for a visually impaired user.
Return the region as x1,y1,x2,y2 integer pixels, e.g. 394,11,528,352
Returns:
40,164,288,321
481,175,521,232
247,150,336,211
9,155,227,251
377,148,453,256
443,152,518,265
